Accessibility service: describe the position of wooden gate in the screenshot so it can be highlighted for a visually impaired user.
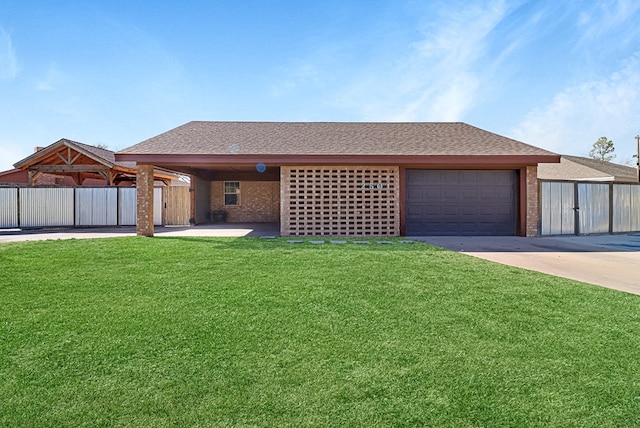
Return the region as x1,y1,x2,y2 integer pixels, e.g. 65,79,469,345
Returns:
162,186,191,225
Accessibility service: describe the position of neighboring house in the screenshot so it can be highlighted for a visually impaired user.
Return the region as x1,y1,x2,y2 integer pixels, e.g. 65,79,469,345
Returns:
116,121,559,237
3,138,181,186
0,168,31,184
538,155,639,183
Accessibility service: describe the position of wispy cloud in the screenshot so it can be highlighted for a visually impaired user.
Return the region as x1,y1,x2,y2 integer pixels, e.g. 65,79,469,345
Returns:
579,0,640,29
270,62,323,97
511,53,640,156
268,1,510,122
576,0,640,44
34,63,66,91
0,27,18,80
342,0,508,122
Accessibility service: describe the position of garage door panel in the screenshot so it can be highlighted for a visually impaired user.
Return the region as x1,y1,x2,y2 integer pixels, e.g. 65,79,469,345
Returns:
406,204,424,216
443,205,460,215
462,189,479,200
407,188,423,199
425,205,442,215
462,205,480,215
425,171,442,182
406,170,516,236
460,171,479,183
443,190,459,199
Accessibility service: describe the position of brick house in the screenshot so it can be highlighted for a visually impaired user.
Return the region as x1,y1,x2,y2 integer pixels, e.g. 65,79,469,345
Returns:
115,121,559,237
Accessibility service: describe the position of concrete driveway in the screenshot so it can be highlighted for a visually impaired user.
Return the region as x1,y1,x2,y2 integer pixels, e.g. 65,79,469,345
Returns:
415,234,640,296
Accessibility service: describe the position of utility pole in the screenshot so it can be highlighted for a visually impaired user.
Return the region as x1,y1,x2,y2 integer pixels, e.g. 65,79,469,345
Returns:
636,135,640,183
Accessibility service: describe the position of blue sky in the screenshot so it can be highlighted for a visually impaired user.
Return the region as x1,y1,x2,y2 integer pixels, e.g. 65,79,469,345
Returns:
1,0,640,171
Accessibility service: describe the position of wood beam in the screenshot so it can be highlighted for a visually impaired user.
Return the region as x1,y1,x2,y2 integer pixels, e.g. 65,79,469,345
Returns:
72,172,82,185
29,165,110,172
28,171,42,185
97,171,111,185
55,148,82,165
70,152,82,165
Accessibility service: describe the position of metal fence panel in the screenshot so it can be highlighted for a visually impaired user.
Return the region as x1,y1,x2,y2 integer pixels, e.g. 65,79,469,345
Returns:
0,187,19,228
578,183,609,234
540,182,552,235
540,182,575,235
559,182,575,234
76,188,118,226
631,185,640,231
117,187,163,226
20,187,74,227
613,185,631,233
118,188,137,226
610,184,640,233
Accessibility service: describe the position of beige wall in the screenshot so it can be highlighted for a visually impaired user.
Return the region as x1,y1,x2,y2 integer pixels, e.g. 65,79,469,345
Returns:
280,166,400,237
210,181,280,223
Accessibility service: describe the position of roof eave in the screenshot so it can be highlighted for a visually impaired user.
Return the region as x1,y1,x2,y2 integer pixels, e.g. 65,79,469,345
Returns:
115,153,560,167
13,139,68,169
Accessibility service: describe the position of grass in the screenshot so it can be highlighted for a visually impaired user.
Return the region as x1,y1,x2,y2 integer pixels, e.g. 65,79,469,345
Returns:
1,236,639,427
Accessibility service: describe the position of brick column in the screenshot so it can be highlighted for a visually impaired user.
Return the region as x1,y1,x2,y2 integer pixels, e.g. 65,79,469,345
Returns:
137,164,155,237
526,165,538,237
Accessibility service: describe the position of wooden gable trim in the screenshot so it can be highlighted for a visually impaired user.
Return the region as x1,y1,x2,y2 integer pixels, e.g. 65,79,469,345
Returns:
28,165,111,172
15,139,115,170
56,147,83,165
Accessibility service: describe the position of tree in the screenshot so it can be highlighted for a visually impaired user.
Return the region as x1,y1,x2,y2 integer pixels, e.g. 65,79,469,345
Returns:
588,137,615,162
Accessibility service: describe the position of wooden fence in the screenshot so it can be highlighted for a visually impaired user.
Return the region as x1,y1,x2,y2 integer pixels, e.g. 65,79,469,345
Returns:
0,186,190,229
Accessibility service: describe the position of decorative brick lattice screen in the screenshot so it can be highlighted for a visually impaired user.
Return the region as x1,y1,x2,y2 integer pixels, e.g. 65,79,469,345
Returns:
281,166,400,236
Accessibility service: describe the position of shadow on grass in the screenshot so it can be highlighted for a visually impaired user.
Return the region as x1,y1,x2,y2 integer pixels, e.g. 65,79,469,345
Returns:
153,235,437,252
413,236,640,253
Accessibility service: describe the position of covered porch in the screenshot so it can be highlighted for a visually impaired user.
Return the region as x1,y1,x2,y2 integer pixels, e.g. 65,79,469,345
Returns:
134,162,281,237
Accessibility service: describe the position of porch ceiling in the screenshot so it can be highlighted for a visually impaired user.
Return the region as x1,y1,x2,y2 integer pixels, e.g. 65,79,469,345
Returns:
157,163,281,181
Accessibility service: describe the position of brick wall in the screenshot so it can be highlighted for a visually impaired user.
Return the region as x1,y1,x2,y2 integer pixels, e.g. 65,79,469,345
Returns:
136,164,155,237
210,181,280,222
526,165,538,237
281,166,400,236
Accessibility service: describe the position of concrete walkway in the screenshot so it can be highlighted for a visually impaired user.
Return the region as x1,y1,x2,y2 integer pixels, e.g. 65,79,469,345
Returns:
414,235,640,296
0,223,280,243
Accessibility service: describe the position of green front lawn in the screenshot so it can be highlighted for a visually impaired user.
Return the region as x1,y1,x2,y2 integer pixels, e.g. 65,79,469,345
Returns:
1,237,639,427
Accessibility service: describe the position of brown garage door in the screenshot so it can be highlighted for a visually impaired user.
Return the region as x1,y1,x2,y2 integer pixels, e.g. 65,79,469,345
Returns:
405,170,516,236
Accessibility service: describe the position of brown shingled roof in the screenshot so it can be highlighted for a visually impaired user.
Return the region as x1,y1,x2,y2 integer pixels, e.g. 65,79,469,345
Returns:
538,155,638,182
118,121,557,157
69,140,138,169
14,138,136,170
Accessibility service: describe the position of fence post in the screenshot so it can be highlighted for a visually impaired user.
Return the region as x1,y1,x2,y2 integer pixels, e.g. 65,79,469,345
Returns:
537,178,542,236
573,182,580,235
609,183,614,234
73,187,77,227
17,187,21,228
